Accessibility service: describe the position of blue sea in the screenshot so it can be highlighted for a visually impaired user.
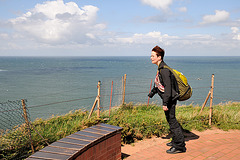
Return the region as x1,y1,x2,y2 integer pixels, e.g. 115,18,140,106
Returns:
0,56,240,122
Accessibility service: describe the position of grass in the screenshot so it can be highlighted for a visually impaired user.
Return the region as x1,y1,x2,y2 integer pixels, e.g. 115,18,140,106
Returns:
0,102,240,159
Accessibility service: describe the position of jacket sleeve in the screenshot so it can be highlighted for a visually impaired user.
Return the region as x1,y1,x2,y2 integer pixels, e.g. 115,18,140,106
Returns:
161,68,172,106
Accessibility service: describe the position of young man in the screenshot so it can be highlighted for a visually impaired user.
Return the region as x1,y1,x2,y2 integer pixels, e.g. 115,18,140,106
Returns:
149,45,186,154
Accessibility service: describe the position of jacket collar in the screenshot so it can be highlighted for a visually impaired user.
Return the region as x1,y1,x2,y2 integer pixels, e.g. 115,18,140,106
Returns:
158,61,166,70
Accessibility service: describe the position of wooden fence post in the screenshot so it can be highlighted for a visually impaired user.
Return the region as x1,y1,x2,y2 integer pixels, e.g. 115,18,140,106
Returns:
209,74,214,126
147,79,153,107
88,81,101,119
199,74,215,117
97,81,101,118
200,91,211,113
122,74,127,106
109,81,113,117
22,99,35,153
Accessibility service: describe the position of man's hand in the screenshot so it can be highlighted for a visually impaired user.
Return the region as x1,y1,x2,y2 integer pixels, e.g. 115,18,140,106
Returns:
163,105,168,111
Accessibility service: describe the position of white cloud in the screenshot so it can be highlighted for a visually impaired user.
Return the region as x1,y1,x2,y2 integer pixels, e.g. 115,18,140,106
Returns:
231,27,240,40
186,34,214,40
231,27,239,33
233,34,240,40
0,33,9,39
115,31,179,46
1,1,239,56
115,32,216,48
179,7,187,13
200,10,229,25
8,0,106,44
141,0,172,10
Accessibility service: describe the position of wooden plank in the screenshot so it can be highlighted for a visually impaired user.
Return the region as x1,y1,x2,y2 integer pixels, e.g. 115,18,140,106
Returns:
30,151,70,160
91,125,116,132
58,138,90,146
27,158,48,160
50,142,84,150
98,123,122,131
41,146,77,155
83,128,110,135
68,134,97,141
74,130,103,138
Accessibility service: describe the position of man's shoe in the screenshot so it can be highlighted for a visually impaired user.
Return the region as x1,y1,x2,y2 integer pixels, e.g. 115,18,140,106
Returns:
166,142,173,146
166,147,186,154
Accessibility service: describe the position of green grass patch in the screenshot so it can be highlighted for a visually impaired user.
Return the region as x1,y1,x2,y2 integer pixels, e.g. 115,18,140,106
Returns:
1,102,239,159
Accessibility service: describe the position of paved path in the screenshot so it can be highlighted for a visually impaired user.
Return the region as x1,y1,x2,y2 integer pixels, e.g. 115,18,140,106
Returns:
121,129,240,160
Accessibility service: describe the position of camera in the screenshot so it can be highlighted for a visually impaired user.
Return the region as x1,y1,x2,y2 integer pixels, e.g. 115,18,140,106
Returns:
148,87,158,98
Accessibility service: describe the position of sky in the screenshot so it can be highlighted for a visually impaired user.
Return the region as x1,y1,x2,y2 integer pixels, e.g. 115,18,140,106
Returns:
0,0,240,56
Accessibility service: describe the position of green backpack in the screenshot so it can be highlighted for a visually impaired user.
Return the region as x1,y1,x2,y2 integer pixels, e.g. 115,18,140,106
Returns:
162,65,192,101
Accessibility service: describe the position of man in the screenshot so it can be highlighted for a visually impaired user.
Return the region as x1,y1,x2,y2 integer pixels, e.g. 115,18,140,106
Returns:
149,45,186,154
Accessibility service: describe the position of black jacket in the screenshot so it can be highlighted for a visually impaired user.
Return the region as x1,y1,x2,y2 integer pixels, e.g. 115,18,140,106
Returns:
157,61,179,106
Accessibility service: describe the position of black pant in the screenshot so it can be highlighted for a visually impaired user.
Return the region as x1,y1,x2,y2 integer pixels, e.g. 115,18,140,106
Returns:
164,100,186,151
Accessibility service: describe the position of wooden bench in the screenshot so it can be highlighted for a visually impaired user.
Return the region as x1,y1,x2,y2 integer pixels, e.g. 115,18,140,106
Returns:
27,123,123,160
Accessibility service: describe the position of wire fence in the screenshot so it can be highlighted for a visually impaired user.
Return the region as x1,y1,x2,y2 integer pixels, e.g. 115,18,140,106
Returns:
1,74,240,132
0,99,33,160
0,74,240,159
0,100,29,132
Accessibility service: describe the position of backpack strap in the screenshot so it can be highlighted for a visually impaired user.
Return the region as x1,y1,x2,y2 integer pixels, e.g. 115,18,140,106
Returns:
158,64,170,86
159,65,180,94
158,67,164,86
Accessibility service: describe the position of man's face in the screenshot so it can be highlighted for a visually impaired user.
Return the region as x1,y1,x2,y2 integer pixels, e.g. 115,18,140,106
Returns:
151,51,161,65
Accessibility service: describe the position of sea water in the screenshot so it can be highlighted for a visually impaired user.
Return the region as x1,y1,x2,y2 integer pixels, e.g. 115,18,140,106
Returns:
0,56,239,121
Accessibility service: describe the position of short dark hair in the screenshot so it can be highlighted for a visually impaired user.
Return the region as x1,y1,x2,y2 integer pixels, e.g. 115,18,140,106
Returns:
152,45,165,60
